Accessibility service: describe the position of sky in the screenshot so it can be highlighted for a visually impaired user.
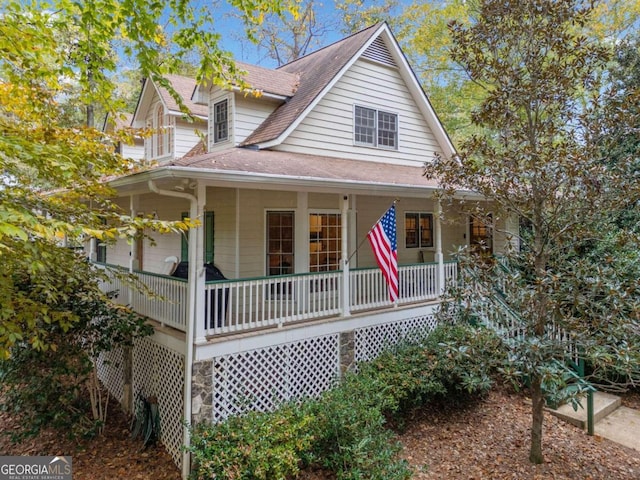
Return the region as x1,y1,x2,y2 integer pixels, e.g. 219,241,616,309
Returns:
209,0,409,68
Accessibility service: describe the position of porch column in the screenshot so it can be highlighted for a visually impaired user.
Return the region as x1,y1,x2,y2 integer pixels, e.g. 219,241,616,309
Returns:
88,237,97,261
435,198,445,295
129,195,140,306
341,194,351,317
193,182,207,345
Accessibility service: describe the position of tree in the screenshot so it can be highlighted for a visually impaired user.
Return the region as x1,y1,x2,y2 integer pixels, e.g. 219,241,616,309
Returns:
0,0,293,357
233,0,331,66
424,0,640,464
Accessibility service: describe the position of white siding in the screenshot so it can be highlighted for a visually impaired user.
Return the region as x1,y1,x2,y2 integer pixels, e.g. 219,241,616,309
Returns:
275,59,442,167
234,95,281,145
174,117,206,159
121,141,145,161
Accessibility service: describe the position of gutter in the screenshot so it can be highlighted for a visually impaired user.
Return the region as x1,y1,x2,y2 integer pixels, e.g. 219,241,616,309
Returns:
112,166,485,201
147,179,196,480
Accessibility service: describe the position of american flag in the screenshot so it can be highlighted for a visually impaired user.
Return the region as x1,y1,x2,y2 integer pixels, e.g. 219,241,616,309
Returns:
367,204,398,303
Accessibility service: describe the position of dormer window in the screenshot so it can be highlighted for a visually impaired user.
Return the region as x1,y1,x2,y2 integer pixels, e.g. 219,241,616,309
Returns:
149,104,173,159
354,105,397,150
213,99,229,143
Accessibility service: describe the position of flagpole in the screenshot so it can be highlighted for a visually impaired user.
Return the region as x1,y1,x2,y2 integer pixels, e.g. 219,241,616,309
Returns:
346,198,398,264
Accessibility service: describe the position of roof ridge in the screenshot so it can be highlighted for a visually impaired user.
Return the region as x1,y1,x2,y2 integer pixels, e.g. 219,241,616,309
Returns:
276,22,384,71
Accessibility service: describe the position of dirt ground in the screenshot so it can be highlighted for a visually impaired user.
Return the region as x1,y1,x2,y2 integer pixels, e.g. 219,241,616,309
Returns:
1,388,639,479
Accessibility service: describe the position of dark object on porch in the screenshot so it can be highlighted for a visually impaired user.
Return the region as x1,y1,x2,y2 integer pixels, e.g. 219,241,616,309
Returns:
171,262,229,329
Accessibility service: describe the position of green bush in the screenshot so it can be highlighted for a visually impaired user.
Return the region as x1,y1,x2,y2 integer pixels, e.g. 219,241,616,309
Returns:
188,403,315,480
186,323,503,480
356,323,505,419
307,376,412,480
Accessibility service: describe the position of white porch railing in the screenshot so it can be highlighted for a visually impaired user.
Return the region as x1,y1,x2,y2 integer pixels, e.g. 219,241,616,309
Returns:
95,263,188,332
203,271,342,336
96,261,457,337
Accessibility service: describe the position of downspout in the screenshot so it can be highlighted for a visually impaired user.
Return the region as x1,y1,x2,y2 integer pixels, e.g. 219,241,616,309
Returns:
148,180,197,480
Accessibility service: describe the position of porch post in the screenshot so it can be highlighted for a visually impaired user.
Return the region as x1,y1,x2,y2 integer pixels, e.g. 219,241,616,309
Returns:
129,195,139,305
435,198,445,295
193,182,207,345
341,194,351,317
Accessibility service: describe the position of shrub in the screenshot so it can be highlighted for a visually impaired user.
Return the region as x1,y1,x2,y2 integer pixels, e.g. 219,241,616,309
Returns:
186,322,502,480
188,402,315,480
307,376,412,480
356,323,505,420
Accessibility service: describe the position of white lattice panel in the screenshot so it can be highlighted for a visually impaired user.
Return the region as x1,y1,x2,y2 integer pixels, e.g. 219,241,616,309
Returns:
96,348,124,403
212,334,340,422
133,337,185,468
354,314,439,364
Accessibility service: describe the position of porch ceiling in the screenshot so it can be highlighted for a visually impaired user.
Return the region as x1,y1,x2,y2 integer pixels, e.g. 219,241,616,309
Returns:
110,147,480,199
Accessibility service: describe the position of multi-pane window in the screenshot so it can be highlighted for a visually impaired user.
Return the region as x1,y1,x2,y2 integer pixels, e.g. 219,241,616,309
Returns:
309,213,341,272
469,214,493,255
214,99,229,143
149,105,173,159
354,105,397,149
267,212,294,276
405,213,434,248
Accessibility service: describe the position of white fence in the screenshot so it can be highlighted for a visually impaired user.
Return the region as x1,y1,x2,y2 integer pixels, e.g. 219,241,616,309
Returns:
96,261,457,337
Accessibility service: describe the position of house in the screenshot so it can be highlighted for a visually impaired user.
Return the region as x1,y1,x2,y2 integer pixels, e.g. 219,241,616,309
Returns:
102,112,145,161
93,23,518,477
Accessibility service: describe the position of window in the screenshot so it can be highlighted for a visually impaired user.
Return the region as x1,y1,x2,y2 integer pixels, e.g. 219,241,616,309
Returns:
181,211,214,263
267,212,294,276
96,241,107,263
213,99,229,143
354,106,397,149
405,213,433,248
469,214,493,255
148,105,173,159
309,213,341,272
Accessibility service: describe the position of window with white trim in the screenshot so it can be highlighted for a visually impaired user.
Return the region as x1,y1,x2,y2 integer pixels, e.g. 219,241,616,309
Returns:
267,211,294,276
309,213,341,272
213,99,229,143
405,212,433,248
148,104,173,159
354,105,397,149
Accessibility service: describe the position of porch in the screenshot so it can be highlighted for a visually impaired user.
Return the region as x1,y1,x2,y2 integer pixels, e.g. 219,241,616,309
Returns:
97,260,458,339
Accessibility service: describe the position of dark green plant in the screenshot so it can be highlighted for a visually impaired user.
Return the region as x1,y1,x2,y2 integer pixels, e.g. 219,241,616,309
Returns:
307,378,411,480
186,323,500,480
131,393,161,448
188,402,315,480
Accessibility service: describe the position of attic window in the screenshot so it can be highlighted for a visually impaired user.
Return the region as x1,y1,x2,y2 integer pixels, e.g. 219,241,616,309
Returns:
354,105,397,150
213,99,228,143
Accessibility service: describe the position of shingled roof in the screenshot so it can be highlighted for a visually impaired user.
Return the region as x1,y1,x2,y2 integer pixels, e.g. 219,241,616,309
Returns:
240,23,382,147
172,147,440,190
157,74,208,118
234,62,299,97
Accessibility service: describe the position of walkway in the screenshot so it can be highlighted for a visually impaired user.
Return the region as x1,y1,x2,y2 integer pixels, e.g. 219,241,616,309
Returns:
549,392,640,452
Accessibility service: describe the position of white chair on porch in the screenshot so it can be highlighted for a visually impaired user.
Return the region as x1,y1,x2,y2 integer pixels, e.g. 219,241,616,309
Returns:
162,256,179,276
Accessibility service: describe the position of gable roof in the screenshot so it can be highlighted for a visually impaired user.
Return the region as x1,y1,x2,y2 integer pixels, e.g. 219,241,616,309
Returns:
239,22,455,157
132,74,208,126
102,112,133,132
240,24,381,147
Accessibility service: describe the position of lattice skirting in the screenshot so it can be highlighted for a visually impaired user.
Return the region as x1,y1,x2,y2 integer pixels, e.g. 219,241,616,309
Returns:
210,334,340,423
133,337,185,468
96,348,125,403
354,313,439,364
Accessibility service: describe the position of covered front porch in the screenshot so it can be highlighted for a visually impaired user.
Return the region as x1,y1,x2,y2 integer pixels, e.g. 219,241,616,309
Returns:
92,153,514,344
97,260,459,339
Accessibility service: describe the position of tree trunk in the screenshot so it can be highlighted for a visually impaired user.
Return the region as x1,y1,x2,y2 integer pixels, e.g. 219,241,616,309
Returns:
529,375,545,464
